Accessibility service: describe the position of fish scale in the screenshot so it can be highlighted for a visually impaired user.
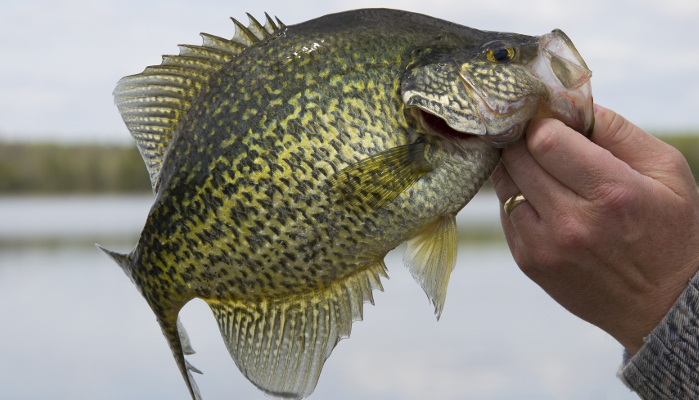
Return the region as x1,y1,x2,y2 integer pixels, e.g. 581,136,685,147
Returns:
101,8,594,400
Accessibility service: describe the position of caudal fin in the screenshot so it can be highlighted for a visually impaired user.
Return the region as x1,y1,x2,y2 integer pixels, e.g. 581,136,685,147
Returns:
96,244,202,398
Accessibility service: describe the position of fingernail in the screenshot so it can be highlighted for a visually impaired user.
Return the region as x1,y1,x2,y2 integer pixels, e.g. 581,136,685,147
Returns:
593,103,602,115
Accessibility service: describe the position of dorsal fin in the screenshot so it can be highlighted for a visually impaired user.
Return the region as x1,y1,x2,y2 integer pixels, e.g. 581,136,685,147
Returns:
113,13,284,193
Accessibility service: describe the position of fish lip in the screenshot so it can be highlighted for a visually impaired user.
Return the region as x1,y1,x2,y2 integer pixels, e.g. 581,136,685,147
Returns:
528,30,595,137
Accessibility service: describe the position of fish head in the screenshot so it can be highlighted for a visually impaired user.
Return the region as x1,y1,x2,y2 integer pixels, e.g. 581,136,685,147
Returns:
402,29,593,148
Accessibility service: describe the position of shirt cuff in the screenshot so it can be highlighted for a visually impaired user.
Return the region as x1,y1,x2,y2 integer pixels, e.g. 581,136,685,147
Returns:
618,269,699,399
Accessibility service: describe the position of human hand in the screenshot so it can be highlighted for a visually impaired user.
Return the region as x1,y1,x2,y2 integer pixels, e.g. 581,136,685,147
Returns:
490,105,699,355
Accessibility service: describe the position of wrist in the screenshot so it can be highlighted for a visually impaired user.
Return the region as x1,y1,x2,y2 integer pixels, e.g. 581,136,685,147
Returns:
617,262,699,355
618,269,699,397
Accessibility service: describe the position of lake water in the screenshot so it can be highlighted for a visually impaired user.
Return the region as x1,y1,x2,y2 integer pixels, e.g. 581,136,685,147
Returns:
0,191,638,400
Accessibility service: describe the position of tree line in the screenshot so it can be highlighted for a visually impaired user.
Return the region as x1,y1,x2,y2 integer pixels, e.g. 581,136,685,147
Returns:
1,134,698,194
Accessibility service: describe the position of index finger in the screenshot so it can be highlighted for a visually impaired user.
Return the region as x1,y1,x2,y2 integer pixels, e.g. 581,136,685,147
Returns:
523,115,638,201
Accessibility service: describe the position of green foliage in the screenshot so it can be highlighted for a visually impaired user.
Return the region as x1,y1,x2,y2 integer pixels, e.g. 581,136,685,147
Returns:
0,143,151,194
656,135,699,182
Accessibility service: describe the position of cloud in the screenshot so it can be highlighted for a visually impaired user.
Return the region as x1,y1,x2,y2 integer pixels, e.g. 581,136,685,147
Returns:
0,0,697,142
642,0,699,18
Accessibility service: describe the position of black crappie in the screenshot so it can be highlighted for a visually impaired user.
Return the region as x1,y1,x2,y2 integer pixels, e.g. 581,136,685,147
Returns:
100,8,593,400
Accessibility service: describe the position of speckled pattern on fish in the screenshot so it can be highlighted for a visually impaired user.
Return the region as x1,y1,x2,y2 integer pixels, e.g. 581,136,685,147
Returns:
101,8,593,400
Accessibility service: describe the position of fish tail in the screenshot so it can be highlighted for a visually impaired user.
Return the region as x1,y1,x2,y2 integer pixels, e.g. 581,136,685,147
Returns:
97,244,202,398
157,314,203,400
96,244,134,281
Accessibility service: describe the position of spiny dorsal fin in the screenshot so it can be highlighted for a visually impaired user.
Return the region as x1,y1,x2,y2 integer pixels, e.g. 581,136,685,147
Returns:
264,13,279,31
245,13,270,40
230,17,260,46
207,260,388,399
113,13,283,193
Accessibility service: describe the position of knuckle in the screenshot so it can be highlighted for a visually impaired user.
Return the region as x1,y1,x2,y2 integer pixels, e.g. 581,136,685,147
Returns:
512,251,529,272
514,249,543,277
490,161,507,189
650,144,696,197
528,121,561,159
604,112,635,145
553,213,592,250
515,236,562,273
502,141,529,166
590,182,635,214
664,147,691,175
666,146,686,165
528,245,560,272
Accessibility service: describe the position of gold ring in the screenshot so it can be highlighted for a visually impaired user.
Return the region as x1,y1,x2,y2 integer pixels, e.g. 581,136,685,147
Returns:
504,193,527,215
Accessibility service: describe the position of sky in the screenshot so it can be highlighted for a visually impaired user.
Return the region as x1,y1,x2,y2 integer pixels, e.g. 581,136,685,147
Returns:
0,0,698,143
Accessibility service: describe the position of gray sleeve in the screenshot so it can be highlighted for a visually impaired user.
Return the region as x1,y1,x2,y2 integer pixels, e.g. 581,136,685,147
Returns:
618,270,699,399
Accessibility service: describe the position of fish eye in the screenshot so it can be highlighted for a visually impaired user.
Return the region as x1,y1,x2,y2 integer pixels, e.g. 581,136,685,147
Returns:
485,45,516,63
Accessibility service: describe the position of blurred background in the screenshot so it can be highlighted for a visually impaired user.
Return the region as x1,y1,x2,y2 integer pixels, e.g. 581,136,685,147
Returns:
1,0,698,399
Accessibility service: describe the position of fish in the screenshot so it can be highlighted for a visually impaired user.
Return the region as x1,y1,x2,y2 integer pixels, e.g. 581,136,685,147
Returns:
99,8,593,400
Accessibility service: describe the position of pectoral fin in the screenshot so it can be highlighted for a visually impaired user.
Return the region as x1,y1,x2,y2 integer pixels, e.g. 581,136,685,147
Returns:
403,215,458,319
207,261,388,399
329,142,432,212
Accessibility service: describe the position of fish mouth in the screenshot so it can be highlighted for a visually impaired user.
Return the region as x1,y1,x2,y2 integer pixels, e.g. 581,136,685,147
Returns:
528,29,594,137
408,97,530,149
409,107,491,150
412,108,480,141
404,69,542,148
454,30,595,147
402,29,594,148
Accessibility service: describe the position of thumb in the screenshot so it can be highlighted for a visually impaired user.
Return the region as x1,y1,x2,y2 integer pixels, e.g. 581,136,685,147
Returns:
592,105,692,188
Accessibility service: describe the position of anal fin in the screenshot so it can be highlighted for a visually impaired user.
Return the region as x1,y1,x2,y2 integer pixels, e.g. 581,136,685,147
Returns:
207,260,388,399
403,215,458,319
